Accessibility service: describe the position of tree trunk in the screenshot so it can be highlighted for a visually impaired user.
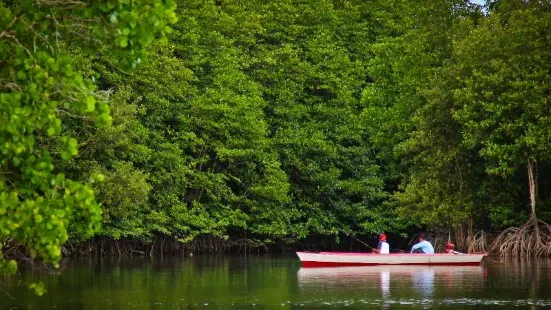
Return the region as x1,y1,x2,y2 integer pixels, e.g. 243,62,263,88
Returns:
527,159,537,219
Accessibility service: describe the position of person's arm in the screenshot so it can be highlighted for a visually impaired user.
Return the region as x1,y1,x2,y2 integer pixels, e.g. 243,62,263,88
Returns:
410,243,420,253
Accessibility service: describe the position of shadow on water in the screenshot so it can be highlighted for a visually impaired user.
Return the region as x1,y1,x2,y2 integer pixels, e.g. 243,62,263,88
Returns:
0,255,550,309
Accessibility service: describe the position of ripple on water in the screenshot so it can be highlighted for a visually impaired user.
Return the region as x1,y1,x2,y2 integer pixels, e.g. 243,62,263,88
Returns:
8,298,550,309
278,298,551,308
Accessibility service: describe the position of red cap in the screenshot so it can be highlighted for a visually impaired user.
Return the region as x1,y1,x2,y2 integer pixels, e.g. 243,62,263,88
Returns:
379,234,387,241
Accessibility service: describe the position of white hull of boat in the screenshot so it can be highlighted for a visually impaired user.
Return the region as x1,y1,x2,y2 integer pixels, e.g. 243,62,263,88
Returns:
296,252,486,267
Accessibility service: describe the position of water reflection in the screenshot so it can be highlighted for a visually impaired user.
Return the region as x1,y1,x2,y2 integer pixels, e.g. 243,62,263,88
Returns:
380,270,390,298
297,265,486,300
412,267,434,297
380,270,391,309
2,256,551,309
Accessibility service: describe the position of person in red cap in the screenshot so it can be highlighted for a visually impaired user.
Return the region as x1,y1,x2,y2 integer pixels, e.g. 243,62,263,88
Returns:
375,234,390,254
445,242,461,254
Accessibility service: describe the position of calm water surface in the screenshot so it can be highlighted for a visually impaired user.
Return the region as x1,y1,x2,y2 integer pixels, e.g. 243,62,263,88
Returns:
1,255,550,309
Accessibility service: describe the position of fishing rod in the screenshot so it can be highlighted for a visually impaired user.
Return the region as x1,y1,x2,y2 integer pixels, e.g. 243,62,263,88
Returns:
348,234,376,251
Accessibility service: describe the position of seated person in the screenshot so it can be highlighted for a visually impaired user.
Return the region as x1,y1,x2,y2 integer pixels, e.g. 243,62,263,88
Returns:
374,234,390,254
410,234,434,254
444,242,461,254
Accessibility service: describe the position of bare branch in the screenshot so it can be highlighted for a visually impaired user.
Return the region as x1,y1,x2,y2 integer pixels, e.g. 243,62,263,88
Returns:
56,108,89,119
0,15,19,40
19,19,55,53
35,0,89,10
0,81,22,91
3,34,31,56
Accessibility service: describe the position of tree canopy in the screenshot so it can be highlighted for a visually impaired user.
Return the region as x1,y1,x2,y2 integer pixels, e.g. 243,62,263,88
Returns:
0,0,176,281
3,0,551,277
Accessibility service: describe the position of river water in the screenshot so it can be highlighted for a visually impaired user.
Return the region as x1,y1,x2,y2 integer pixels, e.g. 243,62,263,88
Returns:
1,255,550,309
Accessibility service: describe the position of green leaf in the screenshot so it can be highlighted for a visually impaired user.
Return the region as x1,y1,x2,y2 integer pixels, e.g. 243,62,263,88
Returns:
47,127,56,136
86,96,96,112
119,36,128,48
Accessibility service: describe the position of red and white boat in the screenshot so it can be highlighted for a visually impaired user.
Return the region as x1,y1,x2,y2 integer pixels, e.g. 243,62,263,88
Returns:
296,252,486,267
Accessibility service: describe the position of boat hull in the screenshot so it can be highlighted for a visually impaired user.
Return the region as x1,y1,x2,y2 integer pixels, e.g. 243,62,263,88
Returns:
296,252,486,267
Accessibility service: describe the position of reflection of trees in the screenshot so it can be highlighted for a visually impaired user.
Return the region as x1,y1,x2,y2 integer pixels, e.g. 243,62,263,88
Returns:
485,258,550,299
4,258,550,309
1,256,295,309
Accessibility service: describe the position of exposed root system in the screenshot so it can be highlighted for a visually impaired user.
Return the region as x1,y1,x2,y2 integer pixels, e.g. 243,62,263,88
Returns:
490,217,551,257
467,230,487,254
62,235,269,257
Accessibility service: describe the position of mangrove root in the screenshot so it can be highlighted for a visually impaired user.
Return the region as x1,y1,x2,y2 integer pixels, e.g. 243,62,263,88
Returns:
490,217,551,257
467,230,487,254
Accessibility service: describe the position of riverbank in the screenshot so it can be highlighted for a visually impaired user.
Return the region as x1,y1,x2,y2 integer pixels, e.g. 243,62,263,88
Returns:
2,231,494,261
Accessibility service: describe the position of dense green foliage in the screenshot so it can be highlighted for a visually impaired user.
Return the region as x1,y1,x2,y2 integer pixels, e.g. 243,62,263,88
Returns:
0,0,176,280
3,0,551,267
69,0,399,244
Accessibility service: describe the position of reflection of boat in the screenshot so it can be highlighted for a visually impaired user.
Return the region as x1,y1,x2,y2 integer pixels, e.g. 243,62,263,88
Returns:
296,252,486,267
297,265,485,294
380,270,390,298
297,265,484,281
412,267,435,297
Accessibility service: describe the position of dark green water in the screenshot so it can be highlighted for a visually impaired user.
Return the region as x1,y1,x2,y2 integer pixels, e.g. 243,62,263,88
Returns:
1,255,550,309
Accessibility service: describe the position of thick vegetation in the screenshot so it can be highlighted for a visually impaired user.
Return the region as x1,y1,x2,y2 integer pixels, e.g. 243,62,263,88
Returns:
2,0,551,277
0,0,176,282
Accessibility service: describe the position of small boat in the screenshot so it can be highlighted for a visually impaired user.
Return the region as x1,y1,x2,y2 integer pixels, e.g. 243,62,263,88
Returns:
296,252,486,267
